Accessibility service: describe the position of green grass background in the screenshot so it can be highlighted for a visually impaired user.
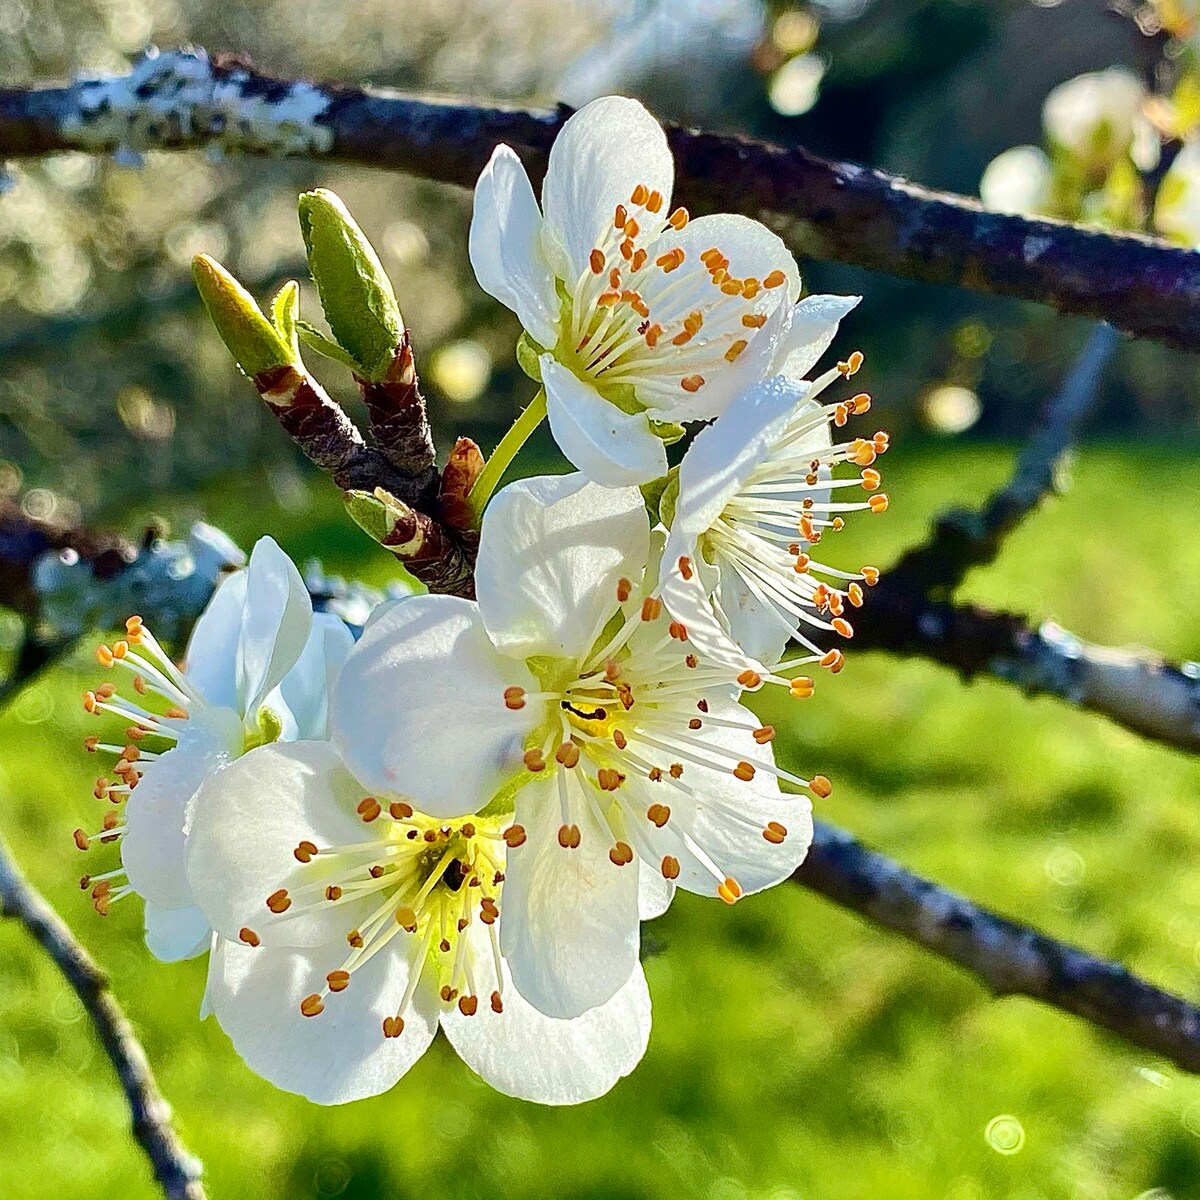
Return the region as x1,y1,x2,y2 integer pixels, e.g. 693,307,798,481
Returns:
4,442,1200,1199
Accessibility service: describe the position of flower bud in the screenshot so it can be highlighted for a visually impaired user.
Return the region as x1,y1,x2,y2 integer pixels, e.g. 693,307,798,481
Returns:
192,254,299,378
298,188,404,381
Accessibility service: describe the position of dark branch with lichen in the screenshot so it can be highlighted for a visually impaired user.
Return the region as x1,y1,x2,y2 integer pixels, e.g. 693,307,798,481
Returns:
3,50,1200,351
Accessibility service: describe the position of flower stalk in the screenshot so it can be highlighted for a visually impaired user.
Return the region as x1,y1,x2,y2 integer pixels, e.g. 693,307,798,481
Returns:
466,389,547,526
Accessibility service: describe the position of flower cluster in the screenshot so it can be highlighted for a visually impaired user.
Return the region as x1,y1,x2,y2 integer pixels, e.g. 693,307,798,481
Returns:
74,96,888,1107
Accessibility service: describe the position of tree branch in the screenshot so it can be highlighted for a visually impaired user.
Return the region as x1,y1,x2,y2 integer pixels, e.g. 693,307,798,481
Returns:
0,833,207,1198
889,322,1121,595
795,820,1200,1073
1,50,1199,351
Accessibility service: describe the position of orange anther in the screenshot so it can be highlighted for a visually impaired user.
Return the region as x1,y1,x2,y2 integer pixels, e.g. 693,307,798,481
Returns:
742,312,767,328
848,583,865,607
327,970,351,993
389,801,413,820
72,829,90,851
504,686,526,710
395,906,417,931
609,841,634,866
832,617,854,638
300,994,324,1018
293,840,318,863
753,726,776,744
647,803,671,827
661,855,681,880
677,555,694,580
458,994,479,1016
630,184,648,206
680,375,705,392
641,597,662,622
668,207,689,230
555,741,580,768
733,761,756,782
724,339,748,362
504,825,527,848
810,775,833,798
737,669,762,689
717,877,742,904
861,566,880,586
598,768,624,791
266,889,291,914
646,189,663,213
589,248,605,274
238,927,261,946
614,204,628,228
868,494,889,513
789,677,815,699
764,270,787,289
523,748,546,773
382,1016,405,1038
357,796,381,822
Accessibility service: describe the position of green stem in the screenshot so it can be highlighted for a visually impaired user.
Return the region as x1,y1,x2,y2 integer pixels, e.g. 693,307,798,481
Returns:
467,388,547,526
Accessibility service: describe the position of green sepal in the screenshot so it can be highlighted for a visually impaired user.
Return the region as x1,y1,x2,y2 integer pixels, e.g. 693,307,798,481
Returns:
656,467,681,529
192,254,298,377
298,188,403,382
515,331,546,381
650,419,686,445
297,320,365,372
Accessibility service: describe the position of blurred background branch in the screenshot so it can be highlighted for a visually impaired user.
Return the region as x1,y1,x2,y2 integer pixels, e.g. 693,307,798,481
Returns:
2,50,1200,351
0,830,207,1198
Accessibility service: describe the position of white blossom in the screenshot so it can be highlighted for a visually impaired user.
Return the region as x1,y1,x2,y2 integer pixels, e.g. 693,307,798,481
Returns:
469,94,856,485
659,357,886,669
75,538,352,962
329,473,819,1022
184,741,651,1106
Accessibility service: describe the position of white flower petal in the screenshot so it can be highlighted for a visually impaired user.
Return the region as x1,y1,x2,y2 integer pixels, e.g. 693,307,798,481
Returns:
543,355,668,486
442,919,651,1105
184,741,378,947
637,863,675,921
183,569,247,711
715,556,796,668
269,612,355,742
500,772,641,1019
673,375,808,537
541,96,674,282
121,708,242,910
236,538,313,719
331,596,537,818
143,902,211,963
775,294,860,382
207,936,439,1105
477,472,649,661
469,144,560,348
633,699,812,897
658,528,761,674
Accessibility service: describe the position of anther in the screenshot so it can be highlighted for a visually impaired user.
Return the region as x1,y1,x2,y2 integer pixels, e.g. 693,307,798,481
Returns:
609,842,634,866
96,645,114,667
753,725,776,744
680,375,705,392
820,649,845,674
668,207,688,229
503,686,526,710
300,994,324,1017
617,578,632,602
647,803,671,827
383,1016,405,1038
717,877,743,905
764,270,787,289
848,583,865,607
266,889,291,914
491,991,504,1013
458,994,479,1016
689,718,702,730
614,204,628,228
503,824,527,848
357,796,382,822
555,742,581,768
733,762,756,781
737,669,762,689
641,597,662,622
669,763,683,779
868,494,889,513
725,339,748,362
742,312,767,328
589,248,605,274
661,855,681,880
677,555,693,580
523,749,546,773
325,886,342,901
557,824,581,849
810,775,833,798
348,930,364,948
832,617,854,638
598,768,623,791
789,677,815,699
440,985,458,1002
668,621,688,641
293,840,318,863
763,822,788,845
83,736,99,753
326,970,351,993
613,728,627,749
72,829,90,851
861,468,882,491
390,801,414,820
646,189,663,212
395,906,418,931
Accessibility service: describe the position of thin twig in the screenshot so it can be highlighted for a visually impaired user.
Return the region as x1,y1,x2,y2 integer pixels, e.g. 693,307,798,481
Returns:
795,820,1200,1072
0,833,207,1198
887,322,1122,596
2,50,1200,350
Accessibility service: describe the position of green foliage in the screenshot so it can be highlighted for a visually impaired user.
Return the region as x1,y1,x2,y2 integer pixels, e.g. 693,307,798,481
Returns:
4,446,1200,1198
